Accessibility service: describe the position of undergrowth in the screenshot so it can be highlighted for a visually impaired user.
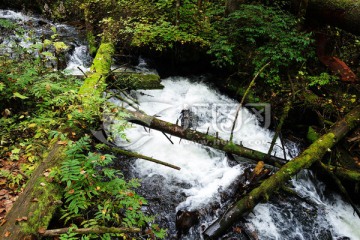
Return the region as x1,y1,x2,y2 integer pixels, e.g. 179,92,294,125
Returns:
0,18,166,239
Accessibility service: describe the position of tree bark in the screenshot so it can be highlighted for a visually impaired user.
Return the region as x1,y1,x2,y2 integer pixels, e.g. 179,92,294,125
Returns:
0,142,65,240
203,104,360,239
122,108,287,166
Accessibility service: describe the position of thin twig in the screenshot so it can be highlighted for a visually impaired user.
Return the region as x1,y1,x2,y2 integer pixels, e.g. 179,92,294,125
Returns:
267,100,292,159
77,66,88,77
229,62,271,142
162,132,174,144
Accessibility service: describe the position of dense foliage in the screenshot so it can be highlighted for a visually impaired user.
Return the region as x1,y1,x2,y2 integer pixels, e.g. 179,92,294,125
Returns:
0,19,165,239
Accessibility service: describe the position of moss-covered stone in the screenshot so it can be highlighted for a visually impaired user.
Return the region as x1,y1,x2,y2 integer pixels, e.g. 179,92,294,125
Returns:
111,72,163,90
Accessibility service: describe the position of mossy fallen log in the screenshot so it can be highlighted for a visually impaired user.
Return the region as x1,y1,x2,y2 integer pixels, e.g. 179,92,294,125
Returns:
203,104,360,239
121,108,287,166
0,142,65,239
322,164,360,182
110,72,163,90
42,226,141,237
78,40,115,102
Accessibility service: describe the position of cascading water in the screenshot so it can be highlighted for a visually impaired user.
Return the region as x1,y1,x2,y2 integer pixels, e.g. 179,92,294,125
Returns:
2,9,359,240
108,77,360,239
0,9,92,74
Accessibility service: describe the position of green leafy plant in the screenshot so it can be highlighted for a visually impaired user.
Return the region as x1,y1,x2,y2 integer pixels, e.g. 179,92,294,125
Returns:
209,4,315,86
59,136,167,239
307,72,338,86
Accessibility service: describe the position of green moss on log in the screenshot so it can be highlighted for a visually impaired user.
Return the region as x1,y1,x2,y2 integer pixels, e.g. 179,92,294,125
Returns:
111,72,163,90
21,176,63,235
90,42,114,73
307,126,320,143
78,41,114,99
0,143,65,239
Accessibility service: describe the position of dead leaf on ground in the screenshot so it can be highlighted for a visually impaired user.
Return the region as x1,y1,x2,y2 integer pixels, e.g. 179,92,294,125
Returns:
0,219,6,226
38,227,46,234
0,189,7,196
4,231,11,237
4,200,13,212
57,140,67,145
0,179,6,185
15,217,28,222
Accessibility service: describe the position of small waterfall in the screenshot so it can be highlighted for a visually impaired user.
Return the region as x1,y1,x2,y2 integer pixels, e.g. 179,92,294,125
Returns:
0,9,91,74
64,45,92,75
0,9,31,21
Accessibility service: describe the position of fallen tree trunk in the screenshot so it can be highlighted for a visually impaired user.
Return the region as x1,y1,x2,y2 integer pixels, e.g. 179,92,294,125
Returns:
122,108,288,166
321,164,360,182
0,142,65,239
42,226,140,237
203,104,360,239
0,39,115,240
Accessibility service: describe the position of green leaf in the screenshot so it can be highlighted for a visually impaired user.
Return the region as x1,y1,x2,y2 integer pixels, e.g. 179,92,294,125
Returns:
13,92,28,99
53,42,68,53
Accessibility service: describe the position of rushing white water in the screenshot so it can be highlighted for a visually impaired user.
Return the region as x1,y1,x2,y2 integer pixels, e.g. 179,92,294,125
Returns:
2,8,359,240
0,9,91,74
64,45,91,75
110,78,287,210
0,9,31,21
109,77,360,239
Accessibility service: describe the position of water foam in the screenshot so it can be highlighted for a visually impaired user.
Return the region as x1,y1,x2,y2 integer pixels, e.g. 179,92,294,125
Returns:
112,77,285,211
111,77,360,239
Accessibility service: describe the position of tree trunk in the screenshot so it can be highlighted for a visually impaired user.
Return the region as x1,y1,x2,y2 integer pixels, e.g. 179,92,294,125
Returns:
0,142,65,240
122,108,287,166
0,39,115,240
203,104,360,239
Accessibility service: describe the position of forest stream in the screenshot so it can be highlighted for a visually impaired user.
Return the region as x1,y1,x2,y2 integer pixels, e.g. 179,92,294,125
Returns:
1,9,360,240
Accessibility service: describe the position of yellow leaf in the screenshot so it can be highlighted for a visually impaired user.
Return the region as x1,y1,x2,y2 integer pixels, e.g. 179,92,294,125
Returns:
67,114,72,120
28,123,37,128
57,141,68,145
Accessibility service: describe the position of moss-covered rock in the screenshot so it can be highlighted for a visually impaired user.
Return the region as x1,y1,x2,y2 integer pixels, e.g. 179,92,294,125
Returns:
110,72,163,90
